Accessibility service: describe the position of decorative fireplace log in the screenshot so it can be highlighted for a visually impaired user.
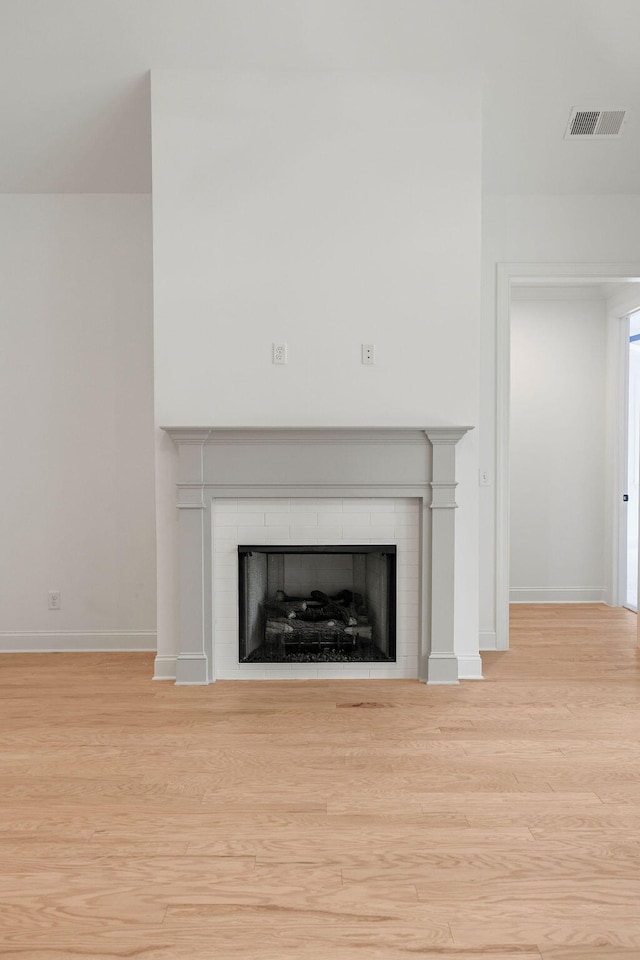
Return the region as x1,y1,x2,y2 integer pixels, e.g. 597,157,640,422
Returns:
264,600,307,619
295,606,343,624
265,619,295,634
274,592,308,608
309,591,354,625
293,620,344,634
267,619,344,636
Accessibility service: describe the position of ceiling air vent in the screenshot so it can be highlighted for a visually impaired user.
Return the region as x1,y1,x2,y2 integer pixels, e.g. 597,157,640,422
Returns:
565,107,627,139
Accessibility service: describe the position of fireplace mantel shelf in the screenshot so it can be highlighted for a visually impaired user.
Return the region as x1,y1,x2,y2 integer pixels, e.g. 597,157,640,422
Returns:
162,426,474,445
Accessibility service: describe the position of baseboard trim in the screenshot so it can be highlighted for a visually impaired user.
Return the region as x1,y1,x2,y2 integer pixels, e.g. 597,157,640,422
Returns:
153,655,177,680
479,630,497,651
0,631,156,653
509,587,605,603
457,655,484,680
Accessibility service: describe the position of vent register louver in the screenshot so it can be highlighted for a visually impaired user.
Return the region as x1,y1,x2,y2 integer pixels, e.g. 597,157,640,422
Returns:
565,108,626,139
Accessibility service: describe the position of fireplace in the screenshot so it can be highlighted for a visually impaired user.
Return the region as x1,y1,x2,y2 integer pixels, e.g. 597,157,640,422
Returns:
238,544,397,663
158,426,475,685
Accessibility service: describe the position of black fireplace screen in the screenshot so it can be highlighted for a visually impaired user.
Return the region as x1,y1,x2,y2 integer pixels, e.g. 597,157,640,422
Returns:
238,545,396,663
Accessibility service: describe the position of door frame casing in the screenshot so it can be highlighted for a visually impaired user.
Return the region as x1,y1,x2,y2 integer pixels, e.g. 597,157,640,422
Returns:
617,314,631,610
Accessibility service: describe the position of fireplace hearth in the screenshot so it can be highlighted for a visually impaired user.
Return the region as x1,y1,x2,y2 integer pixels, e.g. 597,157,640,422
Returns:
238,545,396,664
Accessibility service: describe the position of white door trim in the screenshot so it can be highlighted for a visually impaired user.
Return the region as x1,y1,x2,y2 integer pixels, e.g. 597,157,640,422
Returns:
617,314,631,609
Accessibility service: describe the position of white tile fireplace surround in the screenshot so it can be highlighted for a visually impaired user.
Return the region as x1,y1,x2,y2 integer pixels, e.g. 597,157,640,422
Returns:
160,427,474,686
216,497,417,679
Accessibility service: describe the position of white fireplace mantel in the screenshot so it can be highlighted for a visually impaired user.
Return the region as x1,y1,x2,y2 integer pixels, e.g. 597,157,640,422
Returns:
160,426,473,686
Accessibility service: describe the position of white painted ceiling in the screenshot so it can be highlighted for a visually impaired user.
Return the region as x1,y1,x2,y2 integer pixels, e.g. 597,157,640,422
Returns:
1,0,639,194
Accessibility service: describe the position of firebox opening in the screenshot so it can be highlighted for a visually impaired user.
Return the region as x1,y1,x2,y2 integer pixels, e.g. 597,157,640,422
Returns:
238,545,397,664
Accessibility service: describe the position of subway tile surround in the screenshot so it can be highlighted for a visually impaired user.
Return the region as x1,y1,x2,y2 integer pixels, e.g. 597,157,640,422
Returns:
159,427,473,685
213,498,419,679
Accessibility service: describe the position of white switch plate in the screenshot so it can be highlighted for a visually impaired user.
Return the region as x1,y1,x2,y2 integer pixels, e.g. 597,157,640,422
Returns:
272,343,287,364
361,343,375,365
479,469,491,487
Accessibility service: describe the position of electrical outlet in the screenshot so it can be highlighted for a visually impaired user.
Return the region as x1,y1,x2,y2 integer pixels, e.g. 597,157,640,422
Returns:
48,590,61,610
361,343,375,365
272,343,287,365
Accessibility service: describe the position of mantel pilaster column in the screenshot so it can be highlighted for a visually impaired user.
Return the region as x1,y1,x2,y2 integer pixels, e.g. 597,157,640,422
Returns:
174,441,209,685
423,427,473,685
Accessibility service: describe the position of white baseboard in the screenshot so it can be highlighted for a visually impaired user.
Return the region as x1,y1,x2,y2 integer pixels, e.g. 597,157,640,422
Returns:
479,630,497,651
509,587,605,603
0,631,156,653
457,655,484,680
153,655,177,680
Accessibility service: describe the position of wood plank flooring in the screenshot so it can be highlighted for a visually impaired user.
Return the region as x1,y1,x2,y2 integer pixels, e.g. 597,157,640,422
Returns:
0,603,639,959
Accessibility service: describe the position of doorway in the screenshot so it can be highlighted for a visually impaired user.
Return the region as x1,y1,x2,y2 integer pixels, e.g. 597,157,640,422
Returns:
509,284,607,606
494,263,640,650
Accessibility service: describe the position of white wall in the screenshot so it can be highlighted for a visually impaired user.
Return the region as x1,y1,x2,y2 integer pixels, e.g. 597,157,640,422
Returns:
151,69,482,670
152,71,481,426
0,195,156,650
509,293,607,602
480,195,640,645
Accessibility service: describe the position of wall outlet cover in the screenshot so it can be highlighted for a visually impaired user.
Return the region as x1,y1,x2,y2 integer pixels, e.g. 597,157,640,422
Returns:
272,343,287,364
48,590,61,610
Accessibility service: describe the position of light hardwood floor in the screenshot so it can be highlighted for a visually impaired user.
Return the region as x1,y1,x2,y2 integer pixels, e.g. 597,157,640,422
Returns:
1,603,639,959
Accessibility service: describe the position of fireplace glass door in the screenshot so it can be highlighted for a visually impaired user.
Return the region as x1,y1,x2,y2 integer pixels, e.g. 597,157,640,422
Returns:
238,545,396,663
